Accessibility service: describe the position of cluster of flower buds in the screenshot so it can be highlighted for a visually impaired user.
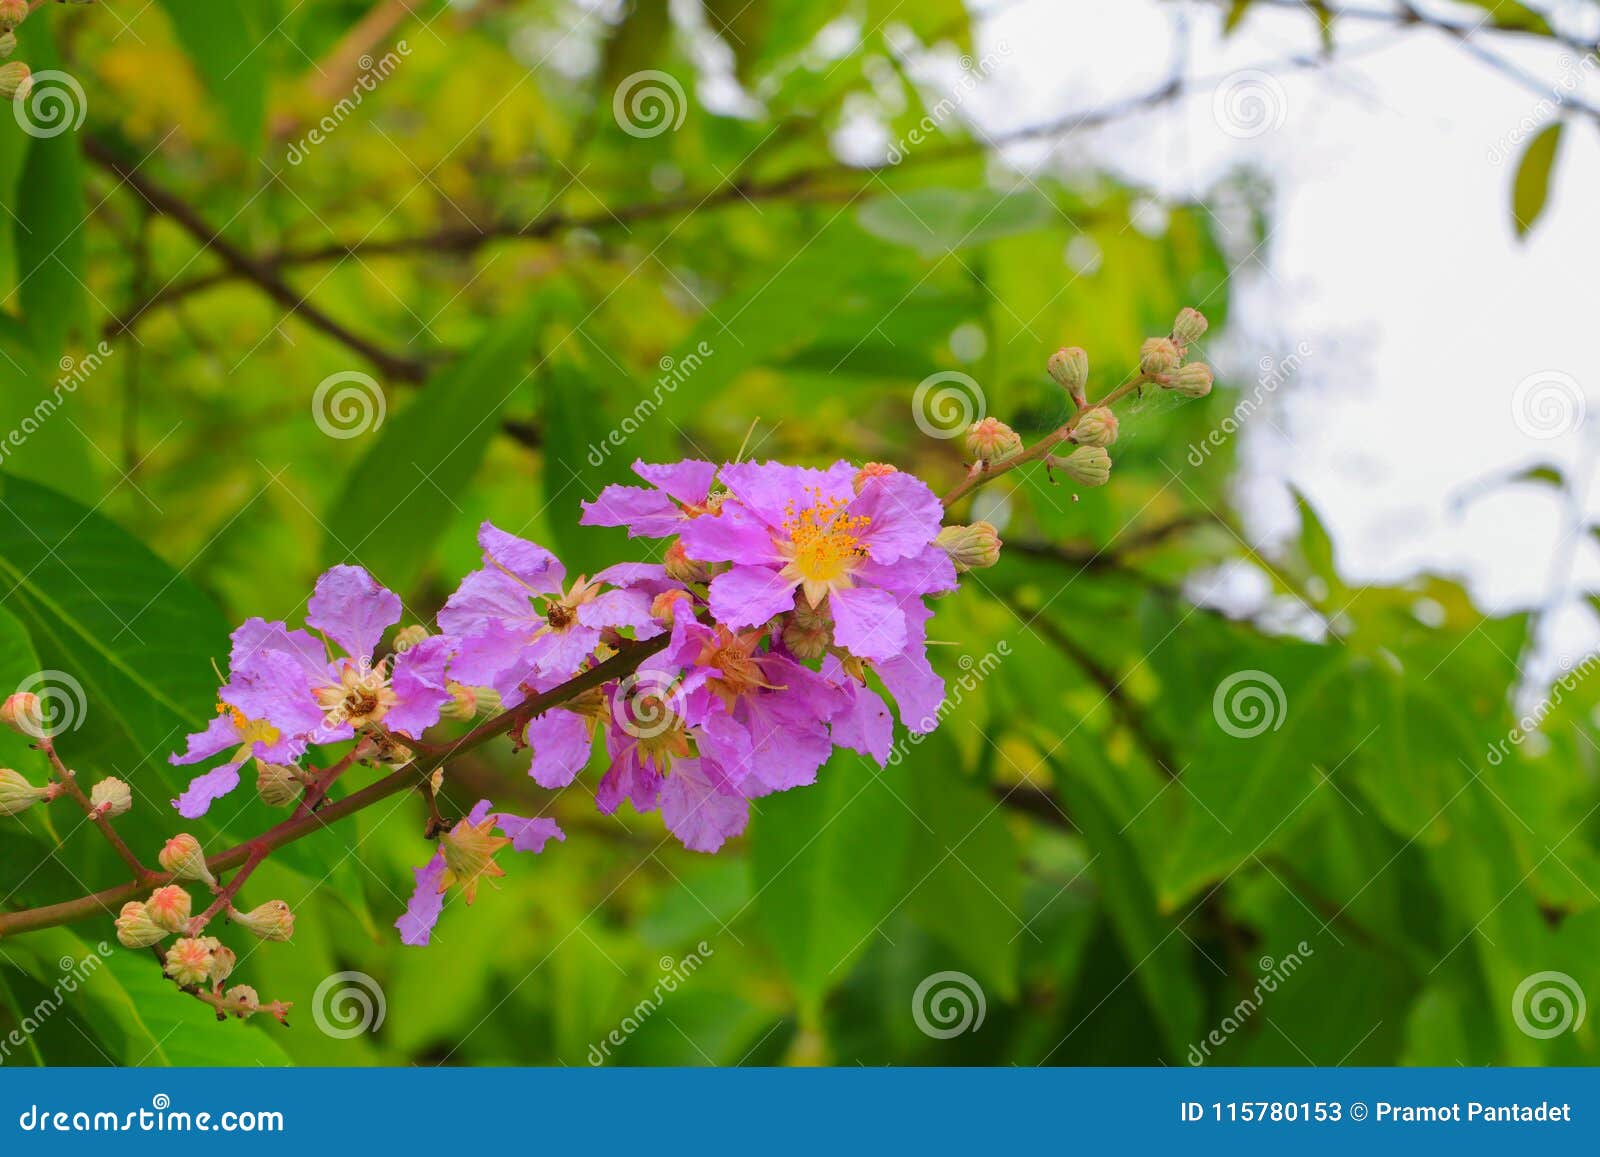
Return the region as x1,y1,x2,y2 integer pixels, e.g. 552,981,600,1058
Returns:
1142,307,1213,398
0,0,29,101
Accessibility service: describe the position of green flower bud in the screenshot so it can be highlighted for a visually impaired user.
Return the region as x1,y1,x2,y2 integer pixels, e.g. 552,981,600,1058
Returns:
1167,362,1214,399
0,61,31,101
393,624,432,652
1072,407,1119,448
0,1,26,34
222,985,261,1018
1173,307,1208,346
89,777,132,818
1047,346,1089,403
159,833,217,886
1139,336,1181,376
0,767,50,815
782,599,832,660
204,937,237,985
935,522,1003,572
440,681,478,722
0,32,17,59
114,901,169,949
965,417,1022,463
163,937,214,987
256,762,304,807
1057,445,1111,487
145,884,193,933
230,899,295,942
1,692,42,736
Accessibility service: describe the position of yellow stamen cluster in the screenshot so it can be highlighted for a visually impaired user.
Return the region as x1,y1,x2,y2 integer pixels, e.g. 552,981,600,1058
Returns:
779,489,871,606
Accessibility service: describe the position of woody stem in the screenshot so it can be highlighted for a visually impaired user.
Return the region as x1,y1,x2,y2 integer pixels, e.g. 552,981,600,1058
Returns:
0,635,670,940
38,738,159,885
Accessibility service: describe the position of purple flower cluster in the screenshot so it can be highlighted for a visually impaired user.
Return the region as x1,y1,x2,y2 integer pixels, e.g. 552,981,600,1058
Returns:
171,458,959,947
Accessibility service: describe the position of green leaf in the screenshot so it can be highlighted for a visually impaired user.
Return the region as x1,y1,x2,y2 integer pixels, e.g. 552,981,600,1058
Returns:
0,474,230,782
857,188,1059,255
1053,761,1204,1059
1511,463,1565,489
1293,487,1343,603
749,749,915,1015
1459,0,1553,35
1223,0,1254,35
0,604,48,781
1512,122,1562,239
322,304,540,595
0,124,29,293
905,735,1022,999
600,0,672,90
155,0,268,150
704,0,771,83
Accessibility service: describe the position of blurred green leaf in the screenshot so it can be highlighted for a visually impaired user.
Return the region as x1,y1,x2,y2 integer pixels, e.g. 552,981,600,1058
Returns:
858,188,1058,255
1512,122,1562,239
154,0,268,150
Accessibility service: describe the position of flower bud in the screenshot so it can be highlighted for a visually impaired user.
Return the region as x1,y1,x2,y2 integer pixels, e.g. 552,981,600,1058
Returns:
474,687,502,716
89,777,132,818
965,417,1022,463
1072,407,1119,448
1172,307,1208,346
163,937,214,987
1167,362,1214,399
782,599,832,660
145,885,193,933
1057,446,1111,487
0,32,16,59
204,937,236,985
0,1,25,33
158,833,216,887
393,624,431,652
651,588,691,623
440,681,478,722
1047,347,1089,402
0,61,30,101
230,899,295,942
852,462,898,493
114,901,169,948
935,522,1003,572
255,762,303,807
663,539,709,584
1139,336,1180,376
0,767,50,815
1,692,42,736
222,985,260,1017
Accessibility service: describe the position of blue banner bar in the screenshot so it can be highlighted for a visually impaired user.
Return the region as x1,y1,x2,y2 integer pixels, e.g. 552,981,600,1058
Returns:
1,1068,1595,1153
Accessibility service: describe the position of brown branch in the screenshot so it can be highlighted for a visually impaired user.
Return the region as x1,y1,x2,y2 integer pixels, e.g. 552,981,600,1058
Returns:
83,135,431,384
38,738,158,885
0,635,669,940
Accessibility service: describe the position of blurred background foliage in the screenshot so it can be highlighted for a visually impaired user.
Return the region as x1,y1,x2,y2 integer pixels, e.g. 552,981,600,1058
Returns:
0,0,1596,1067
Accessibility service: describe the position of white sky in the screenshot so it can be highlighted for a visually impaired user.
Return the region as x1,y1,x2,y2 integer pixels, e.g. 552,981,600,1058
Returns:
943,0,1600,664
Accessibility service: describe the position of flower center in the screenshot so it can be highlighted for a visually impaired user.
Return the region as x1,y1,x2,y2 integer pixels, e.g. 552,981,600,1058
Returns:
221,704,282,749
780,490,870,603
313,662,396,729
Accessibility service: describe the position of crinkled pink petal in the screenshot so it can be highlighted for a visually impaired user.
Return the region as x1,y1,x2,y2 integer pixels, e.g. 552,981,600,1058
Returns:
676,502,780,566
848,471,944,564
170,713,243,767
577,588,661,638
660,759,749,853
396,852,448,946
592,562,674,590
718,461,855,528
479,522,566,593
874,601,944,732
634,459,716,506
307,565,402,661
221,650,327,742
527,625,603,680
172,761,244,819
708,566,798,630
597,737,663,814
494,812,565,854
525,709,592,788
824,660,894,766
387,634,458,736
828,586,907,662
857,544,958,598
438,568,538,635
737,693,833,794
449,621,534,693
580,484,684,538
228,618,325,675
